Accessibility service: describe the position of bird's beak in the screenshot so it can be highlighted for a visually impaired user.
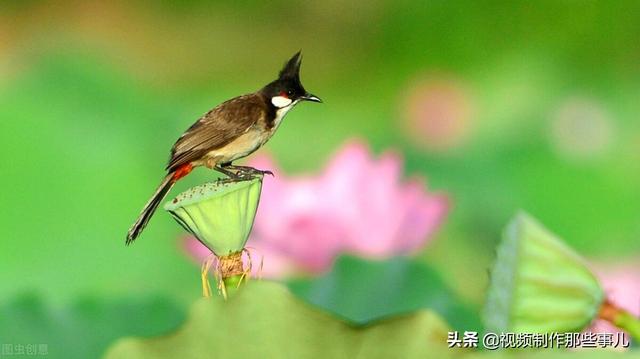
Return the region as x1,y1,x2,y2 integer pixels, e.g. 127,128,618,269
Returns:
302,93,322,103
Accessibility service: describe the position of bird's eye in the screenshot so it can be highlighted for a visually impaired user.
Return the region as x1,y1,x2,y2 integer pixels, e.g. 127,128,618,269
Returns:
287,89,293,96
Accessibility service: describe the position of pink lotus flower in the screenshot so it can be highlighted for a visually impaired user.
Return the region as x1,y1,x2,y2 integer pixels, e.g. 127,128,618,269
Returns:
184,140,450,278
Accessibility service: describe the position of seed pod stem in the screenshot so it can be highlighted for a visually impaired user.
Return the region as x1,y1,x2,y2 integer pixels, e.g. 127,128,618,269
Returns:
599,300,640,341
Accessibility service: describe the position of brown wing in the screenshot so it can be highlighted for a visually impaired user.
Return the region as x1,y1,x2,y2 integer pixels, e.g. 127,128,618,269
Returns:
166,94,266,172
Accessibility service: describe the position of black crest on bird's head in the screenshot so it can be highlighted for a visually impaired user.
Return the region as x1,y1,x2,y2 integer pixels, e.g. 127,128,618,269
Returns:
279,51,302,81
261,51,321,105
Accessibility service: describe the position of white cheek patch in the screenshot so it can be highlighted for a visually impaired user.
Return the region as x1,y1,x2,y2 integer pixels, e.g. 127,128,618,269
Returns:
271,96,292,108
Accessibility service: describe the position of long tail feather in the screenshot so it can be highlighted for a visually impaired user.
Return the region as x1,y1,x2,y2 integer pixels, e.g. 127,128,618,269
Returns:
126,173,176,245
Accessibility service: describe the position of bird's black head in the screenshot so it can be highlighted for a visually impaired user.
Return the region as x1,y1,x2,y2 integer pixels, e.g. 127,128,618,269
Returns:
261,51,322,109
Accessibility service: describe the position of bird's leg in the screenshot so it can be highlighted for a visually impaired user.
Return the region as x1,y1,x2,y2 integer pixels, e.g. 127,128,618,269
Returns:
224,165,274,177
206,159,240,179
219,162,252,178
216,166,241,179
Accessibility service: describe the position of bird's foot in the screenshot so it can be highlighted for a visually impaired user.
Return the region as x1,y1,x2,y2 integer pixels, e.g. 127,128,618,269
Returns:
213,165,241,179
225,165,274,178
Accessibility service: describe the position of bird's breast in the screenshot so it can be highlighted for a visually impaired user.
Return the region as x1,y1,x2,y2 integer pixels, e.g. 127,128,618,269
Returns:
204,127,269,164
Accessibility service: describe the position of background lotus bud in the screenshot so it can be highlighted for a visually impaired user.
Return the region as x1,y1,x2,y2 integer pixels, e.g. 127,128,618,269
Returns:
483,212,605,334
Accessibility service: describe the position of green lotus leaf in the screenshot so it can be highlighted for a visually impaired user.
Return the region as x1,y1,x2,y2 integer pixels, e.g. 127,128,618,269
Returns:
289,255,481,331
483,212,605,334
164,176,263,256
103,281,455,359
0,294,184,359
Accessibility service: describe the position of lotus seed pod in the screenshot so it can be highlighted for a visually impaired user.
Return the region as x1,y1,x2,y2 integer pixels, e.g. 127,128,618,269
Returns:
483,212,605,334
164,175,263,256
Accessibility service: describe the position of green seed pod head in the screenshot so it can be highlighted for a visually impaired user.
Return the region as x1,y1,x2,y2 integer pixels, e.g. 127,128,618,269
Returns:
483,212,604,334
164,175,263,256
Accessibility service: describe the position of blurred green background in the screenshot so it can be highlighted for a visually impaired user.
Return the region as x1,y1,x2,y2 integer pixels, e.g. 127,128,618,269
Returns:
1,0,639,356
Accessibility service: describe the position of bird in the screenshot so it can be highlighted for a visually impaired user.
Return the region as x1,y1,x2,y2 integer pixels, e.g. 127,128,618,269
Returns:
126,51,321,244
